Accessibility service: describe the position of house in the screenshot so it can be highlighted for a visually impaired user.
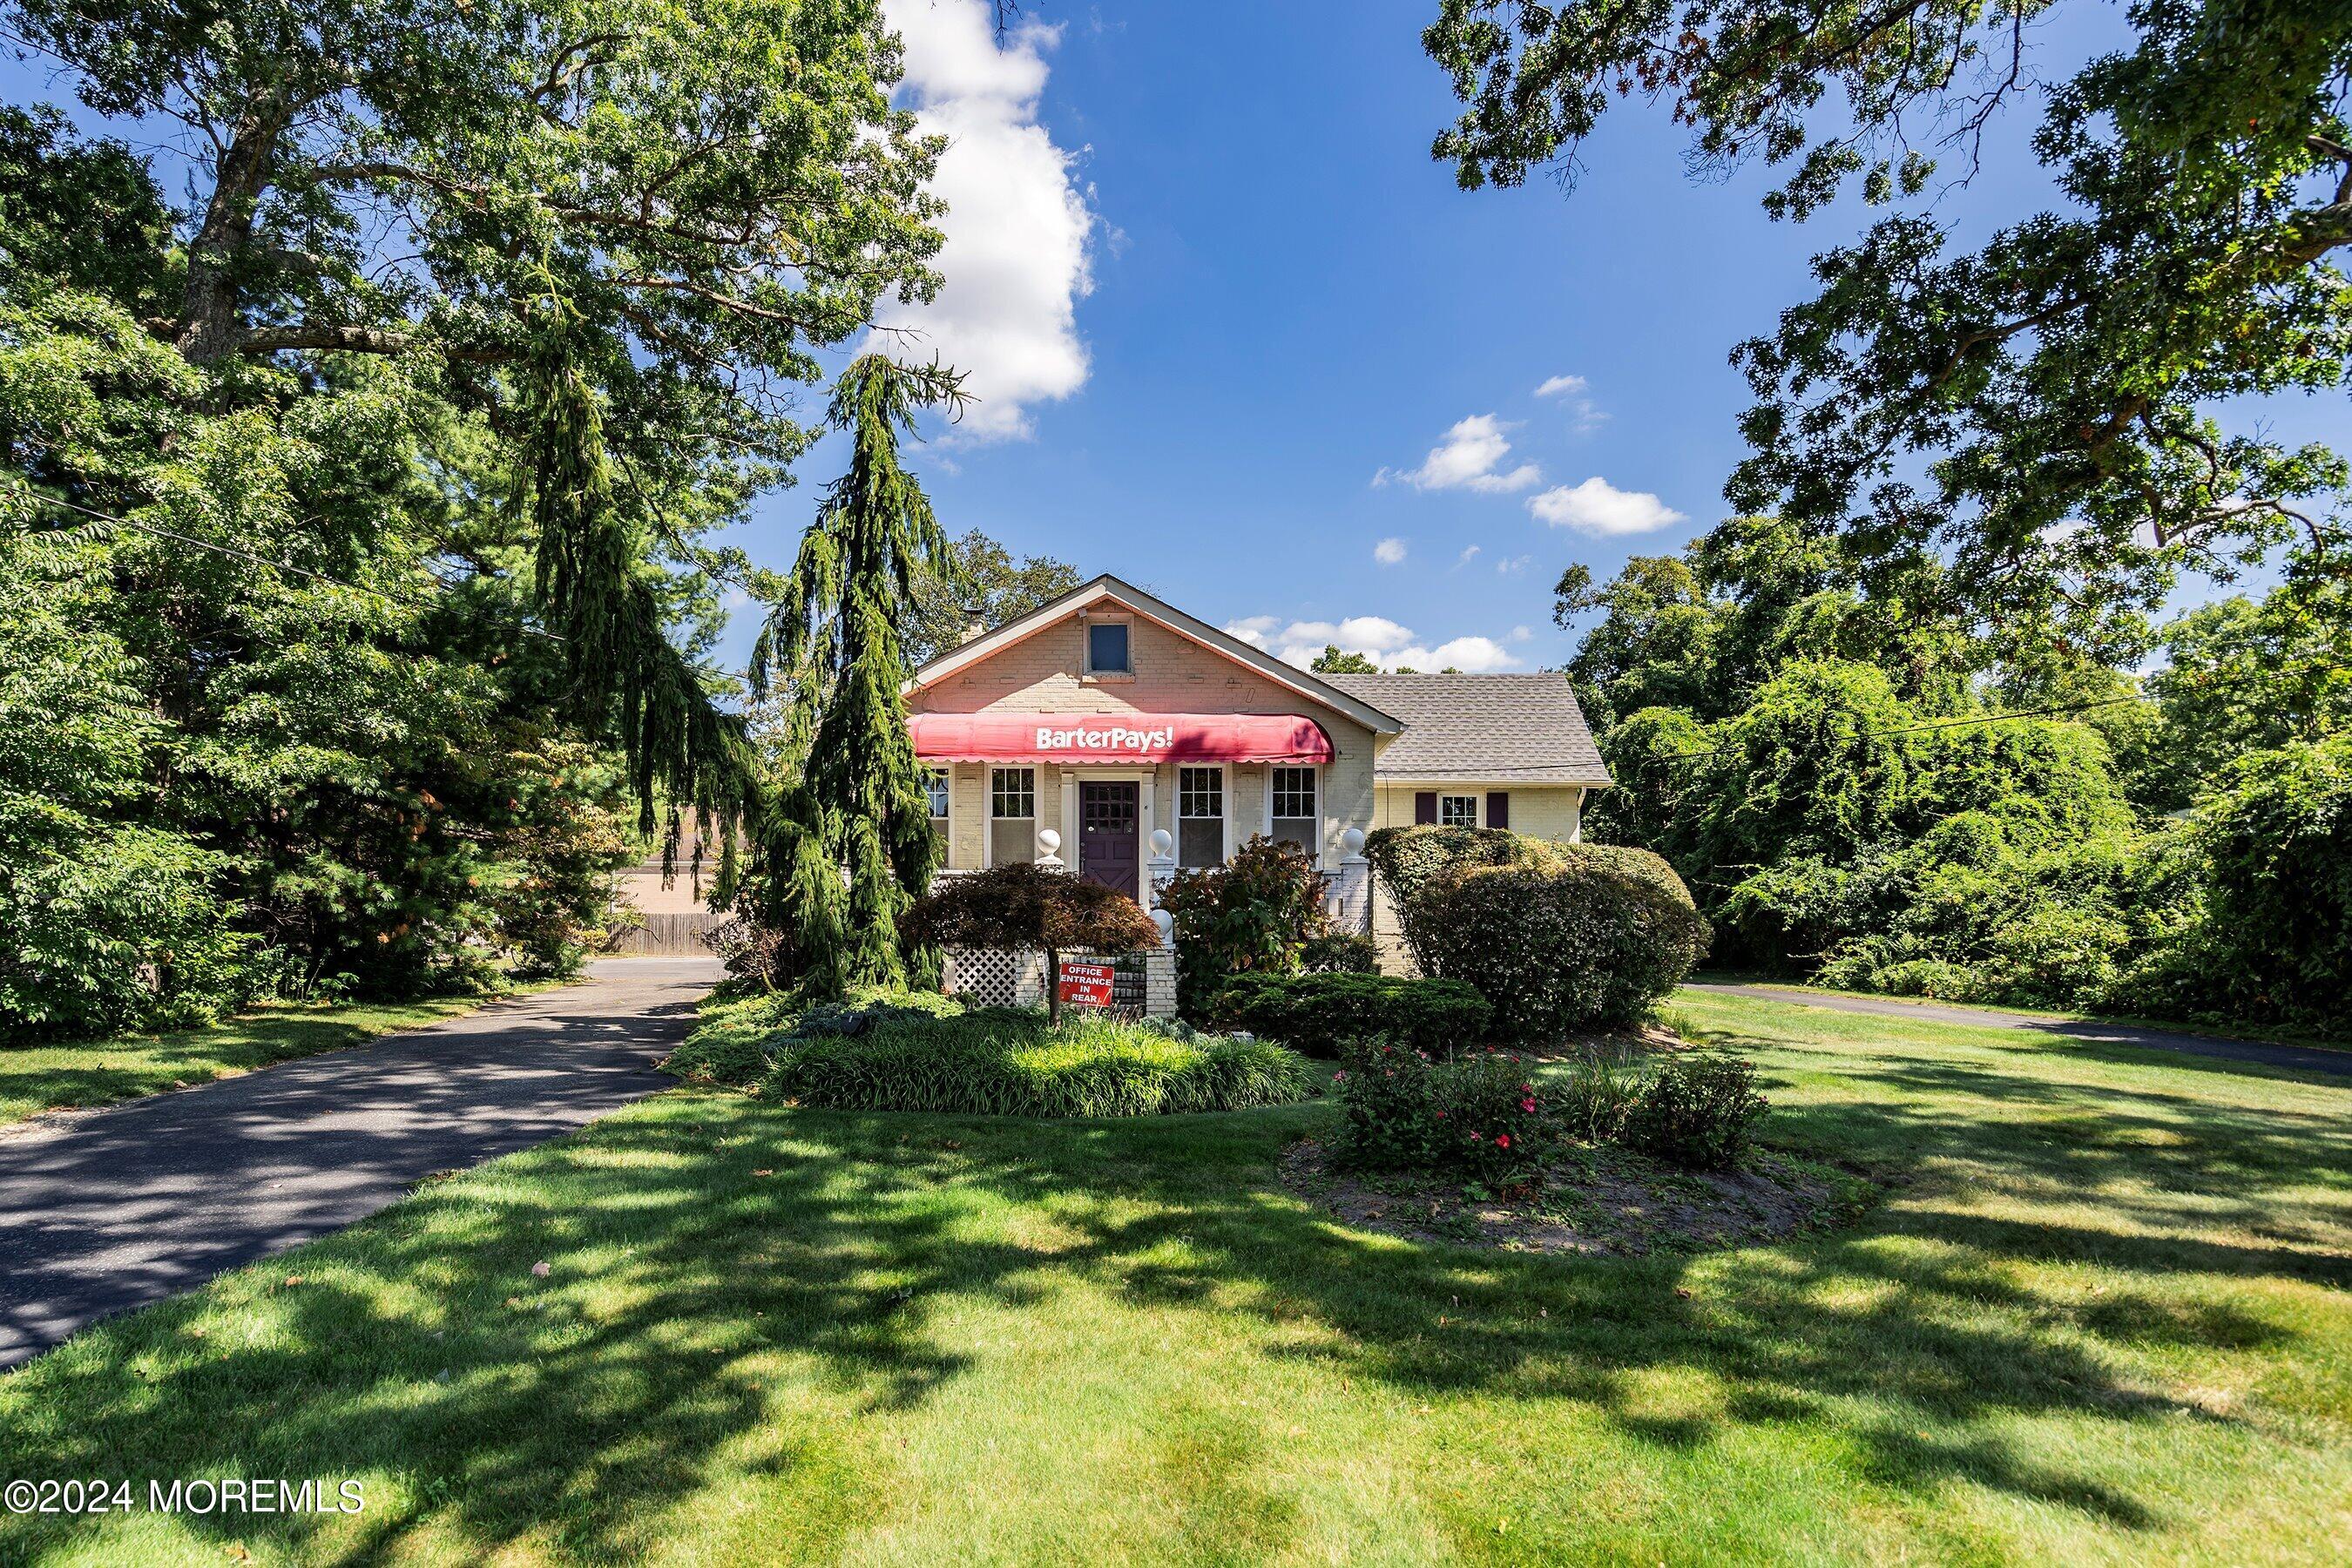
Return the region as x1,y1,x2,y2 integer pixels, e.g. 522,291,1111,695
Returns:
903,574,1612,973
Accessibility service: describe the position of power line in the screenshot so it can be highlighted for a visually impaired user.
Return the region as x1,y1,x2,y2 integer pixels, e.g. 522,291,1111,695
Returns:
13,490,564,643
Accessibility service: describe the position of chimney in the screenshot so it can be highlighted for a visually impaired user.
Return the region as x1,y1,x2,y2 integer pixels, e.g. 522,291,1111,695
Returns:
960,605,987,645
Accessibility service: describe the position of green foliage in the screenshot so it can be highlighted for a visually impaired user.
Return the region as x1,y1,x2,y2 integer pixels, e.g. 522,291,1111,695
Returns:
1156,835,1331,1015
1208,971,1492,1058
745,356,964,996
1298,931,1379,974
1308,643,1379,673
1414,855,1712,1041
2173,736,2352,1031
1332,1042,1549,1186
1555,1054,1643,1144
0,0,950,1036
1429,1,2352,654
899,862,1162,1024
767,1010,1313,1118
1621,1056,1769,1171
662,984,966,1087
2140,578,2352,812
1361,823,1558,970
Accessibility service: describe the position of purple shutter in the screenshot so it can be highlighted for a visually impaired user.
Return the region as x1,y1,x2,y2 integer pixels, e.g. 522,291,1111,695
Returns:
1414,791,1438,825
1485,791,1510,829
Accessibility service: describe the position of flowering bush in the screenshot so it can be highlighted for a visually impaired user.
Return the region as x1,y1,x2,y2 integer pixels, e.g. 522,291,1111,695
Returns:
1333,1039,1549,1186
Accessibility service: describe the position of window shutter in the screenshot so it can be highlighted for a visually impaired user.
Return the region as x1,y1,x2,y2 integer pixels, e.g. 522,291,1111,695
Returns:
1485,791,1510,829
1414,791,1437,825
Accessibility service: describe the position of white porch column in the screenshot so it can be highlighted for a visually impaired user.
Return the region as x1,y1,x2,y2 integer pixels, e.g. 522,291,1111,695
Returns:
1329,827,1371,934
1037,827,1064,871
1146,827,1177,921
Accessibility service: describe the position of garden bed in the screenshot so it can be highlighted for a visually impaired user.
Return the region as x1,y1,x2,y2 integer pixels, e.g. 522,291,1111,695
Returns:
1280,1135,1872,1256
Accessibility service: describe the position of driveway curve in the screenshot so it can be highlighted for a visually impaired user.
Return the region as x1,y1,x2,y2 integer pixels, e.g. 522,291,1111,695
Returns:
1686,982,2352,1079
0,956,720,1369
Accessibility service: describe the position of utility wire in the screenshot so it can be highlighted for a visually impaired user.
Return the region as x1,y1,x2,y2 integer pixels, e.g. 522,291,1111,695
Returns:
14,490,565,643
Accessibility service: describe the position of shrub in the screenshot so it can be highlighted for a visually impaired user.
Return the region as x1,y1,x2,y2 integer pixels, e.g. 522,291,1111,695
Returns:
1157,835,1330,1016
1412,848,1710,1040
1209,971,1491,1056
900,862,1162,1024
1362,825,1561,972
2170,736,2352,1032
1299,931,1379,973
1332,1041,1549,1186
661,986,966,1087
766,1010,1312,1117
1621,1055,1767,1169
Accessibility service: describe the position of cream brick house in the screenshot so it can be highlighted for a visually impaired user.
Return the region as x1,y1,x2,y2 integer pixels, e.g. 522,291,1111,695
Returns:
904,575,1612,974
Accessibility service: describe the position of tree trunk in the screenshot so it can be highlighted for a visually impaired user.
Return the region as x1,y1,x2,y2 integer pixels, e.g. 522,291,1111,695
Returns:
1044,944,1060,1026
177,101,293,365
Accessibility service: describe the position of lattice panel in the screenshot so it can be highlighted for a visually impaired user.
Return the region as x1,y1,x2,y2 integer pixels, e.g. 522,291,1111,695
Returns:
943,947,1029,1007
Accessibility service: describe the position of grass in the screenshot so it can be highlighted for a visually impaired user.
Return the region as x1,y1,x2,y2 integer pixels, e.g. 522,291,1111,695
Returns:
1691,969,2352,1054
1,990,2347,1563
0,988,548,1129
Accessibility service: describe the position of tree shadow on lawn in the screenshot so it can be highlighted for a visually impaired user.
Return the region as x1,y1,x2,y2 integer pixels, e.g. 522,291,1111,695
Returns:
3,1064,2342,1559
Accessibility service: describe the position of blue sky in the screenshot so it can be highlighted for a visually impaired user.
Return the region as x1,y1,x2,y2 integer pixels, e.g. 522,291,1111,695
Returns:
9,2,2338,672
729,0,2337,677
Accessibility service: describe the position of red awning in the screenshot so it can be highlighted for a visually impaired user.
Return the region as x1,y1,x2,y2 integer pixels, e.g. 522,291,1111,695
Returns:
909,712,1333,765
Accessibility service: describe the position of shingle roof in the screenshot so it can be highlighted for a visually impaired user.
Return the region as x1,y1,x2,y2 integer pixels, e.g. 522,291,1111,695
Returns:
1320,673,1612,786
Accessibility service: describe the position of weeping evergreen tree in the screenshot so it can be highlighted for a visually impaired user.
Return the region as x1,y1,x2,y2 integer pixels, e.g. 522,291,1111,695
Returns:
524,271,754,888
749,356,966,995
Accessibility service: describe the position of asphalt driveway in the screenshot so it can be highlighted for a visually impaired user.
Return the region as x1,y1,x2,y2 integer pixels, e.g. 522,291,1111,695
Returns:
0,956,720,1369
1686,983,2352,1078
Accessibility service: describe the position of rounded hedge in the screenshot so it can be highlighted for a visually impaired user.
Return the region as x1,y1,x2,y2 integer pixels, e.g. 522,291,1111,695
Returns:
1412,847,1711,1040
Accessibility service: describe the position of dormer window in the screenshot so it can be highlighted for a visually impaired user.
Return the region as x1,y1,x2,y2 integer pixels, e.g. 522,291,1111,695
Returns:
1086,620,1132,675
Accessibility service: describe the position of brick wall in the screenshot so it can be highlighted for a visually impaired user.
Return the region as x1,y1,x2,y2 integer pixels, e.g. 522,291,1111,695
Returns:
915,612,1378,871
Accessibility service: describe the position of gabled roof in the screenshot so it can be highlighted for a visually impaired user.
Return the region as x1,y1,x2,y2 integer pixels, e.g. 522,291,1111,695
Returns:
905,574,1404,734
1321,672,1612,786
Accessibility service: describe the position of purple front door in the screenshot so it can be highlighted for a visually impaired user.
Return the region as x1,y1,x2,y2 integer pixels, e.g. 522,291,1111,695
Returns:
1078,781,1140,900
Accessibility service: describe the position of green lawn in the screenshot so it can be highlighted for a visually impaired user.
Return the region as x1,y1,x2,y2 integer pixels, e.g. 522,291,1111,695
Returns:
0,991,539,1129
2,990,2346,1564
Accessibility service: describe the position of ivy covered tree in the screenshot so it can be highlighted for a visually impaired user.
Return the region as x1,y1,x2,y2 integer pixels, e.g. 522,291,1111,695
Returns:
1309,644,1381,674
1428,0,2352,660
747,355,964,995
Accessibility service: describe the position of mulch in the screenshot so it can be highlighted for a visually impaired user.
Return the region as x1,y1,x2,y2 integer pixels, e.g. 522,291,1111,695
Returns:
1280,1136,1871,1258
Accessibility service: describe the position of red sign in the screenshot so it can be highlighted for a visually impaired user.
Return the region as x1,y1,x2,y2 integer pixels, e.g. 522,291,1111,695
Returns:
1058,960,1117,1008
908,711,1333,765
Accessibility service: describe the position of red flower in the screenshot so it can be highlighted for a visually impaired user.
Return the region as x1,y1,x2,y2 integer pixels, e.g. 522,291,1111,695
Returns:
1494,1133,1511,1149
1521,1098,1537,1113
1435,1110,1448,1119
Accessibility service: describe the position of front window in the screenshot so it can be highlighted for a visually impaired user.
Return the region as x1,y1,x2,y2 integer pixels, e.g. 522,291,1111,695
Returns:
1270,766,1318,861
1439,794,1478,828
990,767,1036,865
1086,621,1132,674
925,767,950,821
1178,766,1224,868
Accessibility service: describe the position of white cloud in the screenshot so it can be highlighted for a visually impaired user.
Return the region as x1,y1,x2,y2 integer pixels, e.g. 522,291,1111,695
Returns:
1527,476,1686,536
1495,553,1535,575
1221,613,1522,672
1375,414,1541,493
1374,537,1408,565
868,0,1096,441
1534,371,1607,433
1455,544,1482,567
